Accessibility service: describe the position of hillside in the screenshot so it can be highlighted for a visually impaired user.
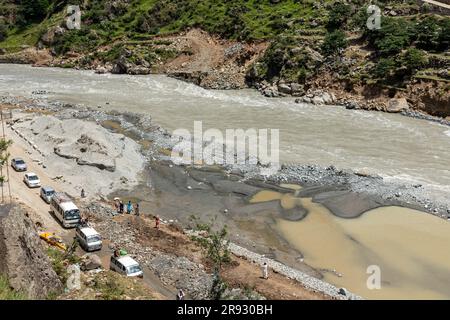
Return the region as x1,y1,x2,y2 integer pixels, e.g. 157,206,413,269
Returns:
0,0,449,117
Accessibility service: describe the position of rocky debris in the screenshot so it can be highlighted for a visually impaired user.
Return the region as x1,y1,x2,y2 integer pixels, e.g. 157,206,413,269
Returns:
0,205,63,299
226,242,362,300
81,254,103,271
277,82,305,96
148,254,213,300
387,98,410,113
40,26,66,46
295,90,336,105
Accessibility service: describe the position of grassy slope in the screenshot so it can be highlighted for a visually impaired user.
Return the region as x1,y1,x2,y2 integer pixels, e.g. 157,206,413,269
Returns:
1,1,449,89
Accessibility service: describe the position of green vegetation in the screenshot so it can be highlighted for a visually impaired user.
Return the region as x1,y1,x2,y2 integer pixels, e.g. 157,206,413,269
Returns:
47,243,80,284
321,30,347,57
1,0,449,88
0,138,12,183
190,216,231,300
92,272,125,300
0,275,27,300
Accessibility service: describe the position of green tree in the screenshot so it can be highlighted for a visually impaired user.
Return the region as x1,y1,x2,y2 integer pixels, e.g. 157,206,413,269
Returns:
373,57,396,80
190,216,231,300
321,30,348,56
327,2,351,30
413,16,440,50
19,0,51,23
0,138,12,184
367,17,412,56
437,18,450,51
0,23,7,42
401,48,427,74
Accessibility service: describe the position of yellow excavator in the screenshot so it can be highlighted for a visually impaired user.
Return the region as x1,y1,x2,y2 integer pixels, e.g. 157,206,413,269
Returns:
39,232,67,251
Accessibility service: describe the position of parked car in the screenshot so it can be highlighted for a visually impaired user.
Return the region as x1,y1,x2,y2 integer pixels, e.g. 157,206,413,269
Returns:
11,158,27,172
23,172,41,188
110,254,143,278
40,186,55,203
76,226,102,252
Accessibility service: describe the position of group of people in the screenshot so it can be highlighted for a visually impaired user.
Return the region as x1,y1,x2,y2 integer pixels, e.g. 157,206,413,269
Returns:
114,199,140,216
113,198,161,229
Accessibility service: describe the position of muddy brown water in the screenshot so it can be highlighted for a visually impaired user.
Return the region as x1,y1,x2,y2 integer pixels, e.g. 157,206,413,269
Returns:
277,202,450,300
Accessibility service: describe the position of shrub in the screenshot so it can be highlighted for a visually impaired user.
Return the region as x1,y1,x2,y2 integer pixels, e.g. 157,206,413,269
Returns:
0,23,7,42
327,2,351,30
373,57,396,79
401,48,427,74
367,17,413,56
321,30,348,56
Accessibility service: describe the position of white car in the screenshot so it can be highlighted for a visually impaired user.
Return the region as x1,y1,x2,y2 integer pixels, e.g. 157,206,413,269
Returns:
110,255,143,278
23,173,41,188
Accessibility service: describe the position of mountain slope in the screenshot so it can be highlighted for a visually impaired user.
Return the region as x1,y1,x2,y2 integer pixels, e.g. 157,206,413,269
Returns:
1,0,449,117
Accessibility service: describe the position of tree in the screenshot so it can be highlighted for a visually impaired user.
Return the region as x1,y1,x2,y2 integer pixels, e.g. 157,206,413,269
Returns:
367,17,412,56
321,30,348,56
413,16,440,51
437,18,450,52
190,216,231,300
0,138,12,184
373,57,396,80
19,0,51,23
401,48,427,74
327,2,351,31
0,23,7,42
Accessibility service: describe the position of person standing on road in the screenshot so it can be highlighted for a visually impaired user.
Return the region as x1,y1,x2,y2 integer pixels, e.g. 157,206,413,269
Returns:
135,203,140,216
155,215,160,229
81,188,86,198
119,201,124,214
262,262,269,280
127,201,133,214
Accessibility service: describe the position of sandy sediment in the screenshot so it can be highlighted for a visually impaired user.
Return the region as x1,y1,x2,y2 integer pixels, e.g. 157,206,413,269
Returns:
9,113,145,198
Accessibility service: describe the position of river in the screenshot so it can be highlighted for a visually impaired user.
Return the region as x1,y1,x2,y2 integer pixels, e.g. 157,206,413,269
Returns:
1,64,449,198
2,64,450,299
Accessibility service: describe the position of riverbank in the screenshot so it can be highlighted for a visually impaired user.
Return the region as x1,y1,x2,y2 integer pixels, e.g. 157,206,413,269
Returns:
2,94,450,298
1,97,345,300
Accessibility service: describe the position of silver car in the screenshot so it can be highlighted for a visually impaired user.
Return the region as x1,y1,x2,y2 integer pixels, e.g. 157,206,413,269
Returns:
11,158,27,172
40,186,55,203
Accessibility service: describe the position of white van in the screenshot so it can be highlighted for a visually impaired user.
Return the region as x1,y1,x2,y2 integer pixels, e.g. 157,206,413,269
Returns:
76,226,102,252
50,192,81,228
110,255,143,278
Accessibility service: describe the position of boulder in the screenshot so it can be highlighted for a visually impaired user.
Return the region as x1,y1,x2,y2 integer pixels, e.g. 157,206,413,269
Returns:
81,254,103,271
312,96,324,105
127,66,151,75
290,83,305,97
387,98,409,113
111,56,131,74
41,26,65,46
95,67,108,74
277,83,292,95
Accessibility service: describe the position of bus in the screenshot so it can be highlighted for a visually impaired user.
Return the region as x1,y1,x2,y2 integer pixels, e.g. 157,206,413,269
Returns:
50,192,81,228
